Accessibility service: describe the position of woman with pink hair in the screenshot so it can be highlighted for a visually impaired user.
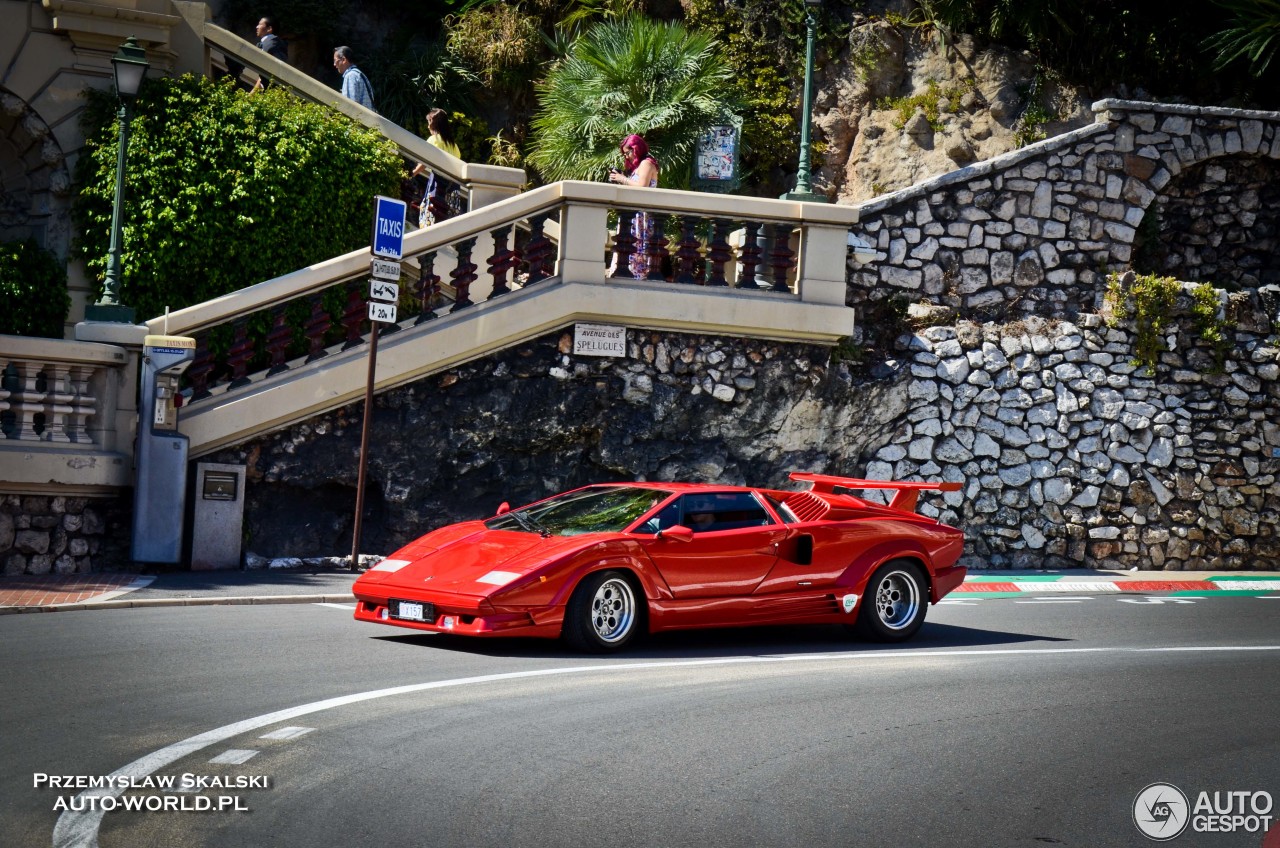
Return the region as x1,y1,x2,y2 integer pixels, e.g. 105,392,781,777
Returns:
607,134,661,278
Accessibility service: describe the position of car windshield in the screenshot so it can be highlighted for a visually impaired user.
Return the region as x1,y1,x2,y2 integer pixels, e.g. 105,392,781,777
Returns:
484,486,673,536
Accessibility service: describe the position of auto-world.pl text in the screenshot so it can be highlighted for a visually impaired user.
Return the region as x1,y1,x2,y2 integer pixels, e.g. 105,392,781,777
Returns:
35,773,269,812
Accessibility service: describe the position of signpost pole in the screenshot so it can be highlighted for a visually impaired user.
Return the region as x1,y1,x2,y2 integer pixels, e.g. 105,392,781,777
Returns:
351,195,406,569
350,321,379,569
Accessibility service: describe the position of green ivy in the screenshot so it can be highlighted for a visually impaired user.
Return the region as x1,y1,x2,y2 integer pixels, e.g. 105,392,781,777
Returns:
1106,273,1238,374
0,239,69,338
73,75,403,322
1190,282,1233,369
1104,272,1181,374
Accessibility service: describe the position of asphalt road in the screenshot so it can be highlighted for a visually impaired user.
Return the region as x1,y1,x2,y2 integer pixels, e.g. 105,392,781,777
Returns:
3,595,1278,848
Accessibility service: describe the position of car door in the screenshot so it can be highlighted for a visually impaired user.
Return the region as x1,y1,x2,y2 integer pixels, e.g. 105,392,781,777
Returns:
639,491,785,598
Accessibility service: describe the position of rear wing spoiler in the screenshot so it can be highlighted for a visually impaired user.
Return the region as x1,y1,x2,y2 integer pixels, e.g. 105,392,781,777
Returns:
789,472,962,513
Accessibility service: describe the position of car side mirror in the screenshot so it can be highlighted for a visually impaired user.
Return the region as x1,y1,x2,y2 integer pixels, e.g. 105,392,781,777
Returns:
496,502,510,516
657,525,694,543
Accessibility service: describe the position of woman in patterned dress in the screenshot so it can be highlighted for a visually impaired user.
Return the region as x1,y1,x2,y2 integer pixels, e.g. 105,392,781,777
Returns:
607,134,660,278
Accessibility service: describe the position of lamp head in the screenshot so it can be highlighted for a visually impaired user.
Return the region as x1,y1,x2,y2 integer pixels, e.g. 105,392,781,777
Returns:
112,37,150,100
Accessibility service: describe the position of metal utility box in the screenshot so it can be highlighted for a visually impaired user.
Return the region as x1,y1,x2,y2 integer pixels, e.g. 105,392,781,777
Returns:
130,334,195,563
190,463,246,570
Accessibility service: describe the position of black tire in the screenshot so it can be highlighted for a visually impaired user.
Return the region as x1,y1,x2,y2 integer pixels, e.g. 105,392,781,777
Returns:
563,570,643,653
851,560,928,642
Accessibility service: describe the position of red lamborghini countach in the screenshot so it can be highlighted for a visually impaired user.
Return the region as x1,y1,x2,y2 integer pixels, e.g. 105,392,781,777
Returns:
352,472,966,652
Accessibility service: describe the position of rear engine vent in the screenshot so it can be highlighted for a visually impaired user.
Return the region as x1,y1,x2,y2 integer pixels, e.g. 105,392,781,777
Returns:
786,491,831,522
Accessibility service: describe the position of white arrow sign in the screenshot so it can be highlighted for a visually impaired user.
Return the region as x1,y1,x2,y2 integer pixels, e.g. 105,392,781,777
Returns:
369,280,399,302
368,302,397,324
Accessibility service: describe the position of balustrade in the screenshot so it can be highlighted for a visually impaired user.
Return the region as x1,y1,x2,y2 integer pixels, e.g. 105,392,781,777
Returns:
155,185,845,422
0,352,110,446
607,209,798,290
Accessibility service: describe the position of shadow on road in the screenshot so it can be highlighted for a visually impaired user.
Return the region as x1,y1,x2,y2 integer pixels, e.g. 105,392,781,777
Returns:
373,621,1069,660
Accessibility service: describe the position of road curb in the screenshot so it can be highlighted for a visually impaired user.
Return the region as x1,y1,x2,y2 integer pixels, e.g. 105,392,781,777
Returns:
958,578,1280,594
0,594,356,615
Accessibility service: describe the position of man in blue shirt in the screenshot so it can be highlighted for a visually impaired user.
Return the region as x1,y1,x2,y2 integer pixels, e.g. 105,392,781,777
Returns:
333,46,375,112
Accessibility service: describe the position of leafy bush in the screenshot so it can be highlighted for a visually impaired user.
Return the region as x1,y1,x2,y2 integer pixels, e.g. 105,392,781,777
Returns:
365,33,480,132
0,239,69,338
446,3,542,91
683,0,858,193
528,14,739,186
73,75,403,321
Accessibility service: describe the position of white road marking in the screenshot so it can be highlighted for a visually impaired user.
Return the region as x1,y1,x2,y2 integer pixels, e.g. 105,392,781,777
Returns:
259,726,315,741
315,603,356,610
938,599,982,605
51,644,1280,848
207,749,258,765
1117,598,1197,605
1014,597,1091,603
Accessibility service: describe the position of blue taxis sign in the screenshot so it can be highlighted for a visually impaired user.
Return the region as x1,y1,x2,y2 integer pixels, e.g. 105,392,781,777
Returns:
371,195,407,260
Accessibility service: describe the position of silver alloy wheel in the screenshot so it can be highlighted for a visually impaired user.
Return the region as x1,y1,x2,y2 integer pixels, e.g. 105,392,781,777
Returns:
875,568,921,630
590,577,636,643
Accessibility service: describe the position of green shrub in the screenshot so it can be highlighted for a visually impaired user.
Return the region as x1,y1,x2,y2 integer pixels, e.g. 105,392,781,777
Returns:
877,78,976,131
73,75,403,322
0,239,69,338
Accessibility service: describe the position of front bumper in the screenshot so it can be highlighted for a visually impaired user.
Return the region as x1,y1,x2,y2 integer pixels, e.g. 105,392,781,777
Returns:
352,597,563,639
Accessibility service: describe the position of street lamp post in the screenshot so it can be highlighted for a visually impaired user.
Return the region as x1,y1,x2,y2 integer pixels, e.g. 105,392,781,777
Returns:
782,0,828,203
85,36,150,323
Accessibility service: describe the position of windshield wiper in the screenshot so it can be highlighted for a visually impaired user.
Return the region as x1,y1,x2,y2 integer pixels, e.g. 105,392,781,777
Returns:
508,510,550,537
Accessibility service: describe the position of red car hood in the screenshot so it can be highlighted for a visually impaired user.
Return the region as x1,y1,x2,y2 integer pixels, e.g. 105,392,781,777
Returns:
356,522,599,597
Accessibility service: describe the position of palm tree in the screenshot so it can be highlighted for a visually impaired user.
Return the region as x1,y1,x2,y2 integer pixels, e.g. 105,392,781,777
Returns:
528,15,739,187
1208,0,1280,76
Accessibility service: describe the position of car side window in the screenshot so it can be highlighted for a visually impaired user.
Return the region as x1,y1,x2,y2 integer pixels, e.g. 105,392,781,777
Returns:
637,502,681,534
677,492,775,533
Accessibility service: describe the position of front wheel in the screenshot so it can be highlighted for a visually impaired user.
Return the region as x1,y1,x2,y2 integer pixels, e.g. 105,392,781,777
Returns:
851,560,928,642
563,570,643,653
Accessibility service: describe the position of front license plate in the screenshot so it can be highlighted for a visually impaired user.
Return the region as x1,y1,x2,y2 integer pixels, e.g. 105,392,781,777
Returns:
390,599,434,622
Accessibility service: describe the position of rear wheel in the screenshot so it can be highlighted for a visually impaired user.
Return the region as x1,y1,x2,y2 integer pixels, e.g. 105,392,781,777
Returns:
563,570,642,653
852,560,928,642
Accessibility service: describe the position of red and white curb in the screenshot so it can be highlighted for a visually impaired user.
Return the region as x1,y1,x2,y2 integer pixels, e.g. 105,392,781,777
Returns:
958,578,1280,593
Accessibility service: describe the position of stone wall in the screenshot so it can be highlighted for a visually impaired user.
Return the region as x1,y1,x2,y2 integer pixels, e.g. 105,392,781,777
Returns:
1135,156,1280,289
206,329,907,559
197,297,1280,571
849,102,1280,322
876,293,1280,570
0,494,131,575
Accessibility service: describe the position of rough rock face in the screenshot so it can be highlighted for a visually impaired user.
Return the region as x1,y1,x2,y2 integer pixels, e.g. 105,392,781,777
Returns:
814,19,1093,203
211,330,909,558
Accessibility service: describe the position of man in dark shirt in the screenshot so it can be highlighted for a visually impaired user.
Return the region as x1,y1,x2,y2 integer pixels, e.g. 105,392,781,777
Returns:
251,16,289,92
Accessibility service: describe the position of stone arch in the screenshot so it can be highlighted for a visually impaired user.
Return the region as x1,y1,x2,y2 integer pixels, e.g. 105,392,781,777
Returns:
1132,154,1280,289
0,88,73,261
